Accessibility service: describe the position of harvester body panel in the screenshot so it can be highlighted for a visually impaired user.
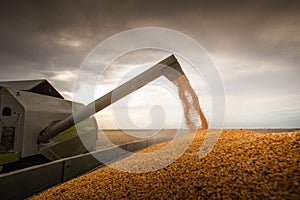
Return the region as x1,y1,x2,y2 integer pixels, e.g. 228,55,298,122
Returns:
0,80,97,166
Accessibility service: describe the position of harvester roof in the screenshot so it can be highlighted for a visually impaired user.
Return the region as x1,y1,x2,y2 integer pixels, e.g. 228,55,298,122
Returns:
0,79,63,99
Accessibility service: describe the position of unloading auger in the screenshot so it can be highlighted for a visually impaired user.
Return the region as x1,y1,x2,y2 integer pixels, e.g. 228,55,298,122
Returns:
0,55,185,171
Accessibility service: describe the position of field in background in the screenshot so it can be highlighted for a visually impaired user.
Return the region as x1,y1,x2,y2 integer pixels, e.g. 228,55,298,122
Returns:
96,128,300,150
96,129,190,150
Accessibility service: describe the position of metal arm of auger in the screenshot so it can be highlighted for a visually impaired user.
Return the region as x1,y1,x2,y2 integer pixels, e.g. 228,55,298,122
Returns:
38,55,184,143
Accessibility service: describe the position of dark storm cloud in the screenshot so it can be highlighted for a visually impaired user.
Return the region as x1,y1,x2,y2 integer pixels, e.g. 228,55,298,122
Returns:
0,0,298,71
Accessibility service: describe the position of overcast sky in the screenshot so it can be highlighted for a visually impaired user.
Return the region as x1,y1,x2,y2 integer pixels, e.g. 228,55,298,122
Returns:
0,0,299,128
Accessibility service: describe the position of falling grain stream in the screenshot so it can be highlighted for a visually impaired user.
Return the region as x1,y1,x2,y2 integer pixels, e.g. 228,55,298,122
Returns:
174,75,208,131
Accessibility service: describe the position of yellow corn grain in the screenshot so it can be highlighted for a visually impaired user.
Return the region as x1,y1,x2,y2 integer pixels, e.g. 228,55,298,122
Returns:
30,130,300,199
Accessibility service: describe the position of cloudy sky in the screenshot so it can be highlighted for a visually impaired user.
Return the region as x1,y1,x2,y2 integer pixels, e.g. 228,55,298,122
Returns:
0,0,299,129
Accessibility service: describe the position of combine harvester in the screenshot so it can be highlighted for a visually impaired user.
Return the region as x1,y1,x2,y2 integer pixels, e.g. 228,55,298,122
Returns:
0,55,189,199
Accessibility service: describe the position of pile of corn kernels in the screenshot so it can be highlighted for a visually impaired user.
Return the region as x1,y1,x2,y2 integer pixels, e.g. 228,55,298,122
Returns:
31,130,300,199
